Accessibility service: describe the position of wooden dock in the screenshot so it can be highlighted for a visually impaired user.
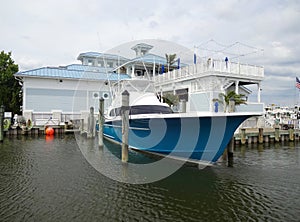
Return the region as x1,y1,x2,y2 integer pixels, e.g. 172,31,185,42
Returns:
3,125,68,136
234,127,299,144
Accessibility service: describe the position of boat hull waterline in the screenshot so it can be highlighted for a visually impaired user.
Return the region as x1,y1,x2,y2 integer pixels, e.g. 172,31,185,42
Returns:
102,113,254,163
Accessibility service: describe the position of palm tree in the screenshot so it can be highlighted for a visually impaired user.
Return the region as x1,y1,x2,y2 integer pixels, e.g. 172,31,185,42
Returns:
162,93,179,106
218,90,247,112
165,53,177,72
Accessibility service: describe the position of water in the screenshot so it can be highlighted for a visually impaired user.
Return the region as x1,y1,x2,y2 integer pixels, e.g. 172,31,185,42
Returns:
0,135,300,222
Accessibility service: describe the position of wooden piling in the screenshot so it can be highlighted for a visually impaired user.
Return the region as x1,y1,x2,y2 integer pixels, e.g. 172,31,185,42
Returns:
289,128,294,141
87,107,95,138
275,127,280,142
227,138,234,167
98,98,104,147
264,135,269,143
258,128,264,144
0,105,4,142
247,136,252,144
80,119,84,135
240,128,246,145
121,90,129,162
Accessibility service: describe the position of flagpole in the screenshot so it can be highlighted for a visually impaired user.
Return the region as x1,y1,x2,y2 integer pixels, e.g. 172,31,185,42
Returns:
193,46,197,74
295,77,300,105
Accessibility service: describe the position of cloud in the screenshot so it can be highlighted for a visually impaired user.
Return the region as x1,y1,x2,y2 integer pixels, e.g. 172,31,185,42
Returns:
1,0,300,105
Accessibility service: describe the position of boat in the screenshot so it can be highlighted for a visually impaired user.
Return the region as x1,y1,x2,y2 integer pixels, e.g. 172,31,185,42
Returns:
101,78,261,164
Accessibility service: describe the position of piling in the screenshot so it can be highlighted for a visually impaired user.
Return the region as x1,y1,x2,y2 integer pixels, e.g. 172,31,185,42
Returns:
247,136,252,144
87,107,95,138
289,128,294,141
227,138,234,167
98,98,104,147
264,135,269,143
0,105,4,142
80,119,84,135
121,90,129,162
258,128,264,144
240,128,246,144
275,127,280,142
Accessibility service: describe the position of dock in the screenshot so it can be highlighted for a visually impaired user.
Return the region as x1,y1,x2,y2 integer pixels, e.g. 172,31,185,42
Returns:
234,127,299,144
3,125,73,137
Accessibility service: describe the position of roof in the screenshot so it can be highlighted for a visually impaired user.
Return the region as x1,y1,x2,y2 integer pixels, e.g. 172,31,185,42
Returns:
116,53,187,67
15,64,130,81
131,43,153,51
131,53,167,65
77,52,129,62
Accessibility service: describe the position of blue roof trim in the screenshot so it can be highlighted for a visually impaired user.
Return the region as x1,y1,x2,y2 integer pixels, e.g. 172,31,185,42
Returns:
131,53,166,65
15,64,130,81
126,53,187,66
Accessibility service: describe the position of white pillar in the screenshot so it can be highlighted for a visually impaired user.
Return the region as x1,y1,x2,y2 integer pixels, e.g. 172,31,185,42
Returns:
235,80,239,94
131,64,135,77
257,83,261,103
126,66,130,75
153,61,156,81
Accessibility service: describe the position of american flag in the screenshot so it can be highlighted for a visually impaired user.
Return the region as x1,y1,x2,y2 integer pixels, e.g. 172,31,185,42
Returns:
296,77,300,89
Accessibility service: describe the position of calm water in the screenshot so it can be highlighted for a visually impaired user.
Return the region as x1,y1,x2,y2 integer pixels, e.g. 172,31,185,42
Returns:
0,135,300,222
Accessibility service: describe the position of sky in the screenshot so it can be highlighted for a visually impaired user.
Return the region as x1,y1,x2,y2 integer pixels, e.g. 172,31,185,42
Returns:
1,0,300,106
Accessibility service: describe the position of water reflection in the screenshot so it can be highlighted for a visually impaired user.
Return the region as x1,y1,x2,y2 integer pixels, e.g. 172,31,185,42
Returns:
0,135,299,221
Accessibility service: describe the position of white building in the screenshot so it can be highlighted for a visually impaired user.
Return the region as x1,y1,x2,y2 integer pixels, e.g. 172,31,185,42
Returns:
15,42,264,125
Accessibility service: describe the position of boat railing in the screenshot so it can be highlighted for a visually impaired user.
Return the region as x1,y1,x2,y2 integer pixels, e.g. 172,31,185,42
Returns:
29,112,82,126
154,59,264,84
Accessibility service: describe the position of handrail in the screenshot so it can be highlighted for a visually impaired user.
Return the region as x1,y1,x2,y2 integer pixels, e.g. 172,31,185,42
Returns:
154,60,264,84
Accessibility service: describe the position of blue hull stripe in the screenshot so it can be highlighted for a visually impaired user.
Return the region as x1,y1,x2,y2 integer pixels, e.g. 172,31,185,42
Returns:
103,115,249,163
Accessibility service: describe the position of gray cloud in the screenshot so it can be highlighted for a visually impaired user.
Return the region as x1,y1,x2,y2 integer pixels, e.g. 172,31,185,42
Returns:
1,0,299,105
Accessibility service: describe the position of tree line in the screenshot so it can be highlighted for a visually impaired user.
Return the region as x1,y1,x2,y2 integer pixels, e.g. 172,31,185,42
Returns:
0,51,21,114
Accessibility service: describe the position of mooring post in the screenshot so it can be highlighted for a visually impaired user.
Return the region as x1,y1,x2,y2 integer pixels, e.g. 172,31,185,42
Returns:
275,127,280,142
227,137,234,167
122,90,129,162
289,128,294,141
258,128,264,144
241,128,246,144
87,107,95,138
80,119,84,135
98,98,104,147
0,105,4,142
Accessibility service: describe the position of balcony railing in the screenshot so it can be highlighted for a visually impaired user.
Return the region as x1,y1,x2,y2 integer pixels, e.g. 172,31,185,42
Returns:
154,60,264,84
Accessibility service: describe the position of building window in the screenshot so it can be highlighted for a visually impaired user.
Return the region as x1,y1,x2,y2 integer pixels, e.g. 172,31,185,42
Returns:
97,61,103,67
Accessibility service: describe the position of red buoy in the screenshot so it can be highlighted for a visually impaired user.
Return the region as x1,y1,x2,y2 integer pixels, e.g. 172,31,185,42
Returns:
45,127,54,135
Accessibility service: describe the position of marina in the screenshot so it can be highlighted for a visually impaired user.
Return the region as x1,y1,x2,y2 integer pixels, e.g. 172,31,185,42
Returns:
4,40,266,165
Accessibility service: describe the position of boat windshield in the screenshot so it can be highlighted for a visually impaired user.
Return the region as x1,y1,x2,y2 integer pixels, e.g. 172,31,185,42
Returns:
109,105,173,117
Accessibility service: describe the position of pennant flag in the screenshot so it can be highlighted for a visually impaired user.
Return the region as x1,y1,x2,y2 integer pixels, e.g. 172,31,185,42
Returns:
177,58,180,69
296,77,300,89
193,53,197,64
